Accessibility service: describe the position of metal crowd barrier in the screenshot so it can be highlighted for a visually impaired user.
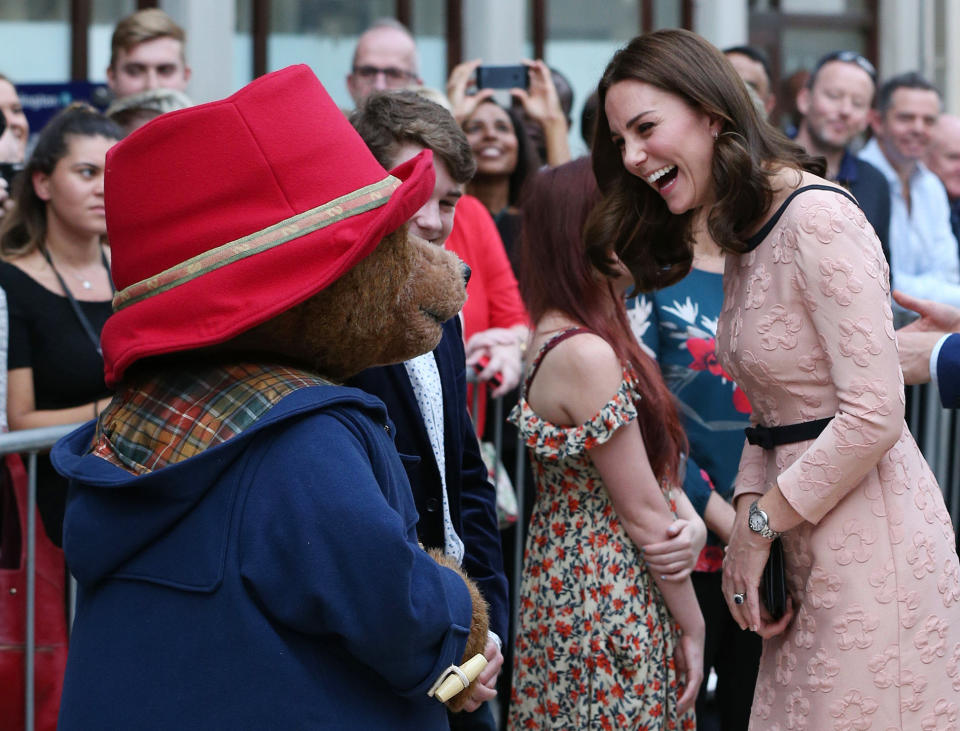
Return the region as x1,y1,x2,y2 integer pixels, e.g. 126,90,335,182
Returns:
4,380,956,731
0,422,81,731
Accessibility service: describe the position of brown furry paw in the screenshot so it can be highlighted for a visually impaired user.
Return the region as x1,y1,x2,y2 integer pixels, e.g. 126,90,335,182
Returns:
427,548,489,712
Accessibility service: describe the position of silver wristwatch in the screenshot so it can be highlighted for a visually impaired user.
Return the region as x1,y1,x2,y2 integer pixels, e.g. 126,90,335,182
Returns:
748,499,782,540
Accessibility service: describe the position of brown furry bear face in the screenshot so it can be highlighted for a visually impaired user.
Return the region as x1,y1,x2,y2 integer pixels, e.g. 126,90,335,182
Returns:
237,226,467,381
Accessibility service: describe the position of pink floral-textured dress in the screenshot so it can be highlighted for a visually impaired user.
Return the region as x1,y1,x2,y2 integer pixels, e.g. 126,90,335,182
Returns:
507,328,695,731
716,183,960,730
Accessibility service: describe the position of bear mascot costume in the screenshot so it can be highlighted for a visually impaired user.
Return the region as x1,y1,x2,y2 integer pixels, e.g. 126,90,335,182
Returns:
51,65,489,729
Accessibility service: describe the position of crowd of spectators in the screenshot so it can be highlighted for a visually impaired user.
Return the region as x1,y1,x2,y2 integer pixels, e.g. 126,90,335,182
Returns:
2,7,960,731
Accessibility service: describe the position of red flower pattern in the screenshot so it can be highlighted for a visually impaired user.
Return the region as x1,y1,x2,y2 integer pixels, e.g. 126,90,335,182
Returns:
686,337,752,414
507,344,693,729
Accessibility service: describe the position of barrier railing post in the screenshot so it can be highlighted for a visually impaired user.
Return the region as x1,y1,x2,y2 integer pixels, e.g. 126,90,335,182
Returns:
906,384,959,535
0,423,82,731
511,428,526,637
25,451,36,731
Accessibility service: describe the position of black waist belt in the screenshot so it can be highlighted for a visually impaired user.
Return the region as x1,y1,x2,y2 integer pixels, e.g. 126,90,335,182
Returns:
744,416,834,450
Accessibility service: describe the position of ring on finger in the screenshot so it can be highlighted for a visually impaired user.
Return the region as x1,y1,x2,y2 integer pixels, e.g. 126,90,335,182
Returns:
733,592,745,605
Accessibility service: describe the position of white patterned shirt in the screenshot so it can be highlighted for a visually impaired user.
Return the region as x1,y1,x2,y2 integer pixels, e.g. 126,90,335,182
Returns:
403,353,464,565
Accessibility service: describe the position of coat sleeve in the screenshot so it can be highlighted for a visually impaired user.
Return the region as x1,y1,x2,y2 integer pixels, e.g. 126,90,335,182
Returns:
937,332,960,409
776,193,905,524
238,409,474,698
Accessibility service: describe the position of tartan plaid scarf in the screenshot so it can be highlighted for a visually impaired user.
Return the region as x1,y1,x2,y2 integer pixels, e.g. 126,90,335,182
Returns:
92,363,331,475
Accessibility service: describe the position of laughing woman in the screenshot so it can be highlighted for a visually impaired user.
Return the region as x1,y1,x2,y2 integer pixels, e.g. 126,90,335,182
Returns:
588,29,960,729
0,104,122,544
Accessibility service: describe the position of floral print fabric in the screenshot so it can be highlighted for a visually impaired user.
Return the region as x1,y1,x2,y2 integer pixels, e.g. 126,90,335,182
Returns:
507,330,695,730
717,185,960,730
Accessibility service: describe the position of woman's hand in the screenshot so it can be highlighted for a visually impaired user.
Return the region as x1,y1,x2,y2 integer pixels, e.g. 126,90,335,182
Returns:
465,327,523,397
509,59,571,166
510,59,565,128
722,498,773,632
642,515,707,581
675,620,705,715
756,595,795,640
446,59,495,126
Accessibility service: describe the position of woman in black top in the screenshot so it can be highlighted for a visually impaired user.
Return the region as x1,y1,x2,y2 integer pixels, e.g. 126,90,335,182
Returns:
0,104,123,543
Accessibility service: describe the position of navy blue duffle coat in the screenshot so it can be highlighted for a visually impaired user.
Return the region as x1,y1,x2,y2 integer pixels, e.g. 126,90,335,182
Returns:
52,383,473,730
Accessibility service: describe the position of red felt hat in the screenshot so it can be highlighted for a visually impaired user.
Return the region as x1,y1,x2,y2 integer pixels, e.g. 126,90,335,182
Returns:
100,64,435,387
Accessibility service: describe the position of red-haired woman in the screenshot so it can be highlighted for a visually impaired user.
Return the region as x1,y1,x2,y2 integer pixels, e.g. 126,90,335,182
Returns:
507,157,705,729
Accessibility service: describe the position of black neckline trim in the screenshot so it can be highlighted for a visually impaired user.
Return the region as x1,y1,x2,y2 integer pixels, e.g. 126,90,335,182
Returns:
744,184,860,252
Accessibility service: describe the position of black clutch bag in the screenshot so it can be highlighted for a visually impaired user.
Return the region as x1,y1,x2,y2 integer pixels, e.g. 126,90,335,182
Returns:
760,537,786,620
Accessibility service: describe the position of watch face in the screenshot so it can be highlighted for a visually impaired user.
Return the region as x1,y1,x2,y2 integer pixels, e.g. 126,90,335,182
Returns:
749,511,766,532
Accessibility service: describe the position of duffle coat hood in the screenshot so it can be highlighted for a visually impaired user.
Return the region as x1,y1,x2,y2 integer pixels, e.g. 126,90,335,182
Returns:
52,382,473,730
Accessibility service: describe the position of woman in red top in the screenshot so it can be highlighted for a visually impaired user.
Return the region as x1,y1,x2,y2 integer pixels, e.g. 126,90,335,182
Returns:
445,194,527,432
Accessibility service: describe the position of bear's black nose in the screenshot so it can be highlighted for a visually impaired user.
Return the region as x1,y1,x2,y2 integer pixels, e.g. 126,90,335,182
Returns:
461,262,471,285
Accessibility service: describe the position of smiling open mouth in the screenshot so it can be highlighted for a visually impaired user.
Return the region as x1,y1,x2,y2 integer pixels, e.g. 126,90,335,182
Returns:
654,166,678,190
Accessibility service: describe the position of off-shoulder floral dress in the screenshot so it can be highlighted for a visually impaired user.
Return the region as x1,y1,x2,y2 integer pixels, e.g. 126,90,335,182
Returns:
507,327,695,731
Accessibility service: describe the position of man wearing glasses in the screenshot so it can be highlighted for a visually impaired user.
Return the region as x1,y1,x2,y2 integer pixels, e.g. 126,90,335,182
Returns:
793,51,891,264
347,19,422,106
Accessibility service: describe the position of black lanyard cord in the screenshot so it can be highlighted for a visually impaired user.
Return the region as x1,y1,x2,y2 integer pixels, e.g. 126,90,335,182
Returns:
40,243,114,357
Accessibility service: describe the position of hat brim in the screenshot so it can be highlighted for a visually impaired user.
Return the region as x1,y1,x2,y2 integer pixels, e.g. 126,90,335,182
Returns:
101,148,435,387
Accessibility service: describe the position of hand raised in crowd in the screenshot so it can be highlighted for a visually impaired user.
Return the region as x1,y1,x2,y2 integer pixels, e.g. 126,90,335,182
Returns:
510,60,563,129
511,59,571,166
465,326,525,398
446,59,495,126
642,515,707,581
893,290,960,384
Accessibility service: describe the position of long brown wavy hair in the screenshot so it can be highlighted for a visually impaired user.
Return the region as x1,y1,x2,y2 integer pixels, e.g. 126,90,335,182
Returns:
518,157,686,485
585,29,824,292
0,103,123,260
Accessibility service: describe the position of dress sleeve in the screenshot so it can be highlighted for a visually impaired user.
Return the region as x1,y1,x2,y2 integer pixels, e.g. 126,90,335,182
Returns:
510,368,639,462
776,192,905,524
732,439,768,501
936,332,960,409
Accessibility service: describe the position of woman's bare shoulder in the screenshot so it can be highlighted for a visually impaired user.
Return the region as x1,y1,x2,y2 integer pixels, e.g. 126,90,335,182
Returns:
528,328,623,425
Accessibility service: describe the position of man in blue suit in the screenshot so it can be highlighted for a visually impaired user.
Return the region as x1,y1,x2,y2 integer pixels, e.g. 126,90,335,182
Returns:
894,290,960,407
347,90,509,731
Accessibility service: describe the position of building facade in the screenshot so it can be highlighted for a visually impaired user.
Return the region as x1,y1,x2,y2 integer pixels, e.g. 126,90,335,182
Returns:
0,1,957,155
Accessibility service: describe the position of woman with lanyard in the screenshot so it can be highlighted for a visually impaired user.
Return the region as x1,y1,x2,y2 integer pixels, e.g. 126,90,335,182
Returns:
0,103,122,545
